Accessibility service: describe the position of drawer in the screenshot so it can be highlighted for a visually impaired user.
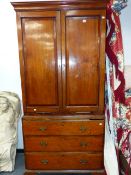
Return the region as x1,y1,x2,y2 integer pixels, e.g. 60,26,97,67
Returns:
25,152,103,170
24,136,104,152
23,119,104,136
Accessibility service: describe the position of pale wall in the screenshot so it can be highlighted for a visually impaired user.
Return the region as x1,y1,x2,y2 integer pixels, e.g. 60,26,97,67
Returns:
0,0,131,148
121,0,131,65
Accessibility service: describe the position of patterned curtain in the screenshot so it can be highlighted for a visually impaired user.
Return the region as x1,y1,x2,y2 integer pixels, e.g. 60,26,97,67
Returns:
104,0,130,175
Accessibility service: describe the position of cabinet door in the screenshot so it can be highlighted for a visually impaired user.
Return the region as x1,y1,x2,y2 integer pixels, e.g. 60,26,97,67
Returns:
62,10,106,114
17,11,62,113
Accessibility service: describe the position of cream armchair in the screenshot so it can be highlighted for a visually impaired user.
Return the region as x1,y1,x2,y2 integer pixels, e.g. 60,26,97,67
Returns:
0,92,21,172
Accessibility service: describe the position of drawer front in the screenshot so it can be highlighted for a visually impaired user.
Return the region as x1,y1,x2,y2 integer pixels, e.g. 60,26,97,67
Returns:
24,136,104,152
23,120,104,136
25,152,103,170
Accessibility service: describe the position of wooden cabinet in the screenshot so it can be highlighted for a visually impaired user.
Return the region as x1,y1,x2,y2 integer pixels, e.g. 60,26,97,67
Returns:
12,0,107,174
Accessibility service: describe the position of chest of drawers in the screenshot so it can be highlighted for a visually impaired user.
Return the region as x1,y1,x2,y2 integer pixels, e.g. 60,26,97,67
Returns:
23,116,105,173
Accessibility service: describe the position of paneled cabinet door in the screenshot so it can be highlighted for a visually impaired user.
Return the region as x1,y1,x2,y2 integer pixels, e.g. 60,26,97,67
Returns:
17,11,62,113
61,10,106,114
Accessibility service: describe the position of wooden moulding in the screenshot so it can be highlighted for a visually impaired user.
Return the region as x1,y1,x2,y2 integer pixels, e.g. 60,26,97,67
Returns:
24,169,105,175
11,0,108,12
23,115,105,120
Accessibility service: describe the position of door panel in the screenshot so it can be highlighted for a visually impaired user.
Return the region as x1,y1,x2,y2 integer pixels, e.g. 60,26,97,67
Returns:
21,11,61,113
62,10,106,113
66,16,99,105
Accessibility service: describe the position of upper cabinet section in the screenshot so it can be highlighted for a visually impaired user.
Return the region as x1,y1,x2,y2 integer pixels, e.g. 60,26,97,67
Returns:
12,1,107,115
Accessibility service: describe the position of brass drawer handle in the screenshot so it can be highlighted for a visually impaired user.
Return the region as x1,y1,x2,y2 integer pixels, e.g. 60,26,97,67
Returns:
39,127,47,132
80,142,88,147
41,159,48,164
80,159,88,164
40,141,48,146
80,126,87,132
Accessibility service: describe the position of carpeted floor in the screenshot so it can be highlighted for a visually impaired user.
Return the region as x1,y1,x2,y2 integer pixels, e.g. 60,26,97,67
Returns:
0,153,25,175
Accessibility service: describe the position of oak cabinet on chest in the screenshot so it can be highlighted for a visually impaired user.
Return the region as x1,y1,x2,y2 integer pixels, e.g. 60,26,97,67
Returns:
12,0,107,174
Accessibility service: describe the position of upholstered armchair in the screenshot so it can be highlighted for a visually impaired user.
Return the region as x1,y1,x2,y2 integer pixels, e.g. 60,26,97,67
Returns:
0,92,21,172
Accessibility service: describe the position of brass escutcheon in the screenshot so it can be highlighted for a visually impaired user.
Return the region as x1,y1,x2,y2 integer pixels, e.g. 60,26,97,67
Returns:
41,159,48,164
40,141,48,146
39,127,47,132
80,159,88,164
80,126,87,132
80,142,88,147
